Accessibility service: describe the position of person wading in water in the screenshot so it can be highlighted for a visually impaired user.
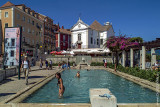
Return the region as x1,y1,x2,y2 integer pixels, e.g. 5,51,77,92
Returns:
55,73,65,97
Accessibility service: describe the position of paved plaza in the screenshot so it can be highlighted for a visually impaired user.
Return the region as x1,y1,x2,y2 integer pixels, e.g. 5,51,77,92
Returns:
0,66,59,102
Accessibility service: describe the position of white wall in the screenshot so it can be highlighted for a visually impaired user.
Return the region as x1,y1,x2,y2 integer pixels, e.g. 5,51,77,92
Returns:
107,27,115,38
100,31,107,48
71,29,88,48
72,23,88,31
100,27,115,48
88,29,100,48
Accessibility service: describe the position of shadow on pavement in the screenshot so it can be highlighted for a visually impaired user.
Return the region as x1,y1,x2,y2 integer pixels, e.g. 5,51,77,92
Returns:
28,82,37,85
0,79,14,85
0,93,16,97
14,76,46,79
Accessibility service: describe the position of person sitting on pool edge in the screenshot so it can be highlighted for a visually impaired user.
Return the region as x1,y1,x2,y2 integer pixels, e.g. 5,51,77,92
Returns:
56,73,65,97
75,71,80,78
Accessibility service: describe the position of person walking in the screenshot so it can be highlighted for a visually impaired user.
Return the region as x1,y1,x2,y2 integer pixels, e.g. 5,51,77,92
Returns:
104,58,107,68
22,56,30,85
49,59,52,70
67,58,70,69
39,58,43,69
103,58,105,67
45,59,49,70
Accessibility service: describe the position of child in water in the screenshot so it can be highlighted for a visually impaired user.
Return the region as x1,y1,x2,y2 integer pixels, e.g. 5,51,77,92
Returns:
75,71,80,78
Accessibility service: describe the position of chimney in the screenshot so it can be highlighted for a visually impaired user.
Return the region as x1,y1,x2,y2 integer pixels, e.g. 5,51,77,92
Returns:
105,22,110,26
62,26,64,29
57,23,60,32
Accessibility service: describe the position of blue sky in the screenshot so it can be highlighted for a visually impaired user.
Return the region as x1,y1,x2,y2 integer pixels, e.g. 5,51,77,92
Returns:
0,0,160,42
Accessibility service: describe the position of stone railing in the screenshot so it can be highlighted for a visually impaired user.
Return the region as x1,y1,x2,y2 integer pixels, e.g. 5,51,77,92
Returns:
0,67,17,82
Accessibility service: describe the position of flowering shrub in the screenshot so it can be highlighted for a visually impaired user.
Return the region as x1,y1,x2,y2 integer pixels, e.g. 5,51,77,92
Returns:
105,36,139,70
106,36,139,51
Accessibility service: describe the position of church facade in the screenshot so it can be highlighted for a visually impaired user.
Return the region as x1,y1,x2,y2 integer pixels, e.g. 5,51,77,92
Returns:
71,18,115,49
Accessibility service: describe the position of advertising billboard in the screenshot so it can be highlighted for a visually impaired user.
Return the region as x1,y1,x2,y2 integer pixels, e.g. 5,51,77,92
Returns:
4,27,21,66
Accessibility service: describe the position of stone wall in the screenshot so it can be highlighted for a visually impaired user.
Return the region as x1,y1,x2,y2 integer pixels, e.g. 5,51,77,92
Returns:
91,57,112,63
47,57,76,63
0,68,17,82
36,56,113,65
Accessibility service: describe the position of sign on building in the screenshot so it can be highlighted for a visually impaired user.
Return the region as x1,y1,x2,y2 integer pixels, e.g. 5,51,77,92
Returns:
4,27,21,66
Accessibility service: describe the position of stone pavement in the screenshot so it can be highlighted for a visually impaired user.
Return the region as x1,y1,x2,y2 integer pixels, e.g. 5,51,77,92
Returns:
0,66,59,102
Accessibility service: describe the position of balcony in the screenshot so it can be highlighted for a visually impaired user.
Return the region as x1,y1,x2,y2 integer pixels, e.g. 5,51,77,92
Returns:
77,40,82,44
36,25,41,30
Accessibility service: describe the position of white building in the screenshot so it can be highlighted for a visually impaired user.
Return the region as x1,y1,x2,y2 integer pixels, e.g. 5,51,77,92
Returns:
71,18,115,49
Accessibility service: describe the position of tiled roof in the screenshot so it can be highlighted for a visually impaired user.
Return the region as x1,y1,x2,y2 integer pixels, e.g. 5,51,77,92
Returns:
1,1,15,8
103,25,112,31
90,20,112,31
90,20,106,31
59,29,71,35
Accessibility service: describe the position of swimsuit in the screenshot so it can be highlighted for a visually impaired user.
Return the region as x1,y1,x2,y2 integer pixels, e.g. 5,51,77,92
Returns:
58,78,65,90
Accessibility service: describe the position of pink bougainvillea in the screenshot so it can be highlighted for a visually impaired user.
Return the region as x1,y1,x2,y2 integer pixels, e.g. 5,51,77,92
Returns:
105,36,139,52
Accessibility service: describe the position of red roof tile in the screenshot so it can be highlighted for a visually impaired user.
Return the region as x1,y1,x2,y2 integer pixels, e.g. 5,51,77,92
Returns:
59,29,71,35
1,1,15,8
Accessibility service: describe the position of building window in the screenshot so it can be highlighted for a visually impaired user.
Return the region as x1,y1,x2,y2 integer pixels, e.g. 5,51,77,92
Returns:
22,16,25,21
91,30,93,35
28,28,31,33
78,34,81,41
32,21,34,25
32,12,34,16
63,35,65,41
28,19,30,23
5,23,8,27
39,32,41,36
11,50,14,57
17,13,20,19
23,6,25,11
91,37,93,44
97,39,99,45
23,27,25,31
11,39,15,46
10,62,14,66
5,12,8,17
32,30,35,35
28,9,30,14
23,37,25,42
28,38,30,43
100,39,103,45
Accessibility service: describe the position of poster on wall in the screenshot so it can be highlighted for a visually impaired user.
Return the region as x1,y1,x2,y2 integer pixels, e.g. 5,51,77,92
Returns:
4,27,21,66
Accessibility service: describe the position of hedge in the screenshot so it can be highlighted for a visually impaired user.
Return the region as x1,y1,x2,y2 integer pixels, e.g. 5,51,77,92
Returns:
90,62,104,66
107,63,159,83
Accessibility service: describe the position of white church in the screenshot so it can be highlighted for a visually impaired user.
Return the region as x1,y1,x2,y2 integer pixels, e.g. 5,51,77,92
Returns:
71,18,115,52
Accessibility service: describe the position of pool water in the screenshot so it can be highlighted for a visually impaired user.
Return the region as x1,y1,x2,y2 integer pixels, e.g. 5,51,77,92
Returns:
23,69,160,103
